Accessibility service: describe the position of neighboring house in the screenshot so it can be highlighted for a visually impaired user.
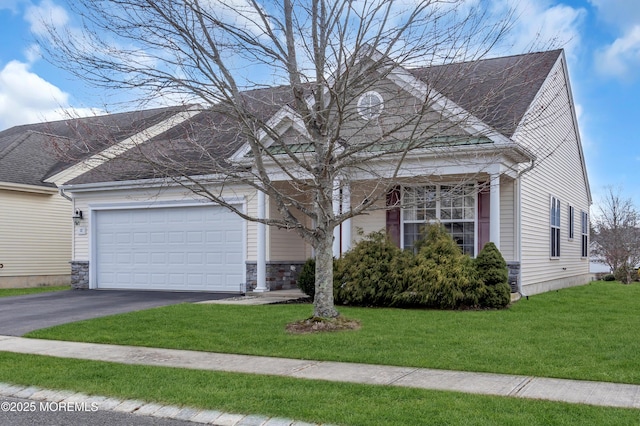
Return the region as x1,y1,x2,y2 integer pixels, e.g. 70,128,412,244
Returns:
53,49,590,296
0,106,197,288
0,129,72,288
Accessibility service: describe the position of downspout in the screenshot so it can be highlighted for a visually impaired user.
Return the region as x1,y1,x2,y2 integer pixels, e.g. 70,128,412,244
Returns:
516,159,535,299
59,187,76,277
58,187,72,201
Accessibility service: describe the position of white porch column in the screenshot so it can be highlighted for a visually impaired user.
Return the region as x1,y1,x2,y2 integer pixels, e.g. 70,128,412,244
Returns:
489,173,501,250
255,189,268,292
341,181,352,254
332,181,341,257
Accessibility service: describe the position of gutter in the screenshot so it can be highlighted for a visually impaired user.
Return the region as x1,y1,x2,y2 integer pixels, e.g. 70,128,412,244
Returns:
58,187,72,201
0,181,58,195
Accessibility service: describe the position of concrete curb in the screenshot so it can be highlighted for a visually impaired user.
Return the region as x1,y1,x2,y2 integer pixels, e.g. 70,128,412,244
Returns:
0,382,330,426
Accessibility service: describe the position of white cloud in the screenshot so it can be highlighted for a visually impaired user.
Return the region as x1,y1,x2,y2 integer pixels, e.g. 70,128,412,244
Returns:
24,43,42,63
0,0,24,13
0,60,98,129
595,25,640,79
24,0,68,37
589,1,640,80
589,0,640,31
496,0,586,58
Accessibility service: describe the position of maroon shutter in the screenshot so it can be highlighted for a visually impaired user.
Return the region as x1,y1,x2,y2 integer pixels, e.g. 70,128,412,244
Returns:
386,186,401,247
477,184,490,253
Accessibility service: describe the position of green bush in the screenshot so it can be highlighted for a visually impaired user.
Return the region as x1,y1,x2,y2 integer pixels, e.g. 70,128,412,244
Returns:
393,224,483,309
330,226,511,311
334,231,408,306
475,242,510,308
297,258,316,299
614,264,634,284
602,274,616,281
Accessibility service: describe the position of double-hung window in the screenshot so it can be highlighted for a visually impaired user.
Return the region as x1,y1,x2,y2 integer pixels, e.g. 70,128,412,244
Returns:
402,184,476,255
581,211,589,258
550,196,561,258
568,205,575,240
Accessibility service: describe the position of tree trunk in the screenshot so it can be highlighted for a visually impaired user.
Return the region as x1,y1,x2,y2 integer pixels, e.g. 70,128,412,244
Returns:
313,228,339,318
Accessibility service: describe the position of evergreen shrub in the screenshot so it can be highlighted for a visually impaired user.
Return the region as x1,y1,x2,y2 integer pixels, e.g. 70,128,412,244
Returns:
297,258,316,298
333,231,408,306
322,226,513,310
614,264,634,284
393,224,484,309
475,242,511,308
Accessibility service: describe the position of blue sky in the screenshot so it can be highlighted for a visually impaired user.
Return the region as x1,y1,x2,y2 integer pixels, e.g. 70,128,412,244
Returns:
0,0,639,204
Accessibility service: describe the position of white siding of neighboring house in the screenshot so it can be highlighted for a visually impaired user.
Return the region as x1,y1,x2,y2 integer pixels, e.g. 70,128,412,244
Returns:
514,54,591,294
0,188,72,287
70,184,258,262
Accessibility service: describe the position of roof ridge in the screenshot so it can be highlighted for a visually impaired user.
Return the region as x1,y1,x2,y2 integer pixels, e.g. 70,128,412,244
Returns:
0,104,197,134
408,49,563,71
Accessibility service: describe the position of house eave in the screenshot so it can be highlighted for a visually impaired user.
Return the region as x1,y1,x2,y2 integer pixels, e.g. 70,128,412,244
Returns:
60,172,253,194
0,181,58,195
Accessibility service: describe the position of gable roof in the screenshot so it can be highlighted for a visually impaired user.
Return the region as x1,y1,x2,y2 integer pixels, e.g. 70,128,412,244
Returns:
408,50,562,137
22,50,562,187
0,105,193,189
65,86,300,185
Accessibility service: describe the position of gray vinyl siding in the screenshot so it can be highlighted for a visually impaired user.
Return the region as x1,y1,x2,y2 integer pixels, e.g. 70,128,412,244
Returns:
499,177,516,261
268,196,311,261
515,55,591,293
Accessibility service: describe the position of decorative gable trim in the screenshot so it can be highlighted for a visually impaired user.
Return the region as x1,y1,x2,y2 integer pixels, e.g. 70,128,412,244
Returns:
228,48,520,162
384,63,512,145
229,105,311,162
44,108,202,186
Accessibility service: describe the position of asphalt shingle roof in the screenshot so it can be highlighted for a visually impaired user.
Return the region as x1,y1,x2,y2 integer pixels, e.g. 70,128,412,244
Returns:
409,50,562,137
1,50,562,187
0,105,193,187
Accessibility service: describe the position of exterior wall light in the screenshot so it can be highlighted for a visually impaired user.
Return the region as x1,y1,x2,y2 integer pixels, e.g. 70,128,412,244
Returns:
72,209,83,226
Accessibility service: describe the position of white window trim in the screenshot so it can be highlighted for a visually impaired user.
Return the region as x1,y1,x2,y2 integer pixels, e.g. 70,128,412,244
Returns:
581,210,589,258
400,183,478,256
550,195,561,258
357,91,384,120
568,205,575,241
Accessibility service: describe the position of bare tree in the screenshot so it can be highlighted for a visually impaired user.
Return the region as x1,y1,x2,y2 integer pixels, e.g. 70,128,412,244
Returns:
592,187,640,283
39,0,553,318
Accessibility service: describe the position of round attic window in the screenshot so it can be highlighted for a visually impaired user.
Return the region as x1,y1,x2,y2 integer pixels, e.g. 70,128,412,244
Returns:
357,91,384,120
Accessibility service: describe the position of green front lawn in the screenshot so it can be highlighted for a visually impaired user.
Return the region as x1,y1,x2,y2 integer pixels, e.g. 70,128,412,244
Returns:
1,352,639,426
26,281,640,384
0,286,70,297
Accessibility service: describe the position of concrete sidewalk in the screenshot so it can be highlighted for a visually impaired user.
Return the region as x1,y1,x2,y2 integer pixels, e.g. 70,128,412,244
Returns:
198,288,309,305
1,335,640,412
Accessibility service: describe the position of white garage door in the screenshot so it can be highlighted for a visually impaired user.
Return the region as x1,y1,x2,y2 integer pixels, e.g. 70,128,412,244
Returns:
95,205,244,292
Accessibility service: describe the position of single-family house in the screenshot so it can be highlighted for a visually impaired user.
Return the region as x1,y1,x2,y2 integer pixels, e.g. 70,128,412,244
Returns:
50,49,590,296
0,106,197,287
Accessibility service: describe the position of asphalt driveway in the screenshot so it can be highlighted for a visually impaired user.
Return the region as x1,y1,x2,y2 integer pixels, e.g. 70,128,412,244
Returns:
0,290,237,336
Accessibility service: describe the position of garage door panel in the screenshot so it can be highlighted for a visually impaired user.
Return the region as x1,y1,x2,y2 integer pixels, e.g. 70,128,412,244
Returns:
96,205,244,292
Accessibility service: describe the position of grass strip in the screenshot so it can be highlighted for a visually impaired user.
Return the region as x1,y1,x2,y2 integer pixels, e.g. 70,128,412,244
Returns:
0,286,70,298
27,281,640,384
0,352,639,426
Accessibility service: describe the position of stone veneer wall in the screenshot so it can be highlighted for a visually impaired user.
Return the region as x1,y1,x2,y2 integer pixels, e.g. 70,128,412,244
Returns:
70,261,90,289
245,261,305,292
506,261,520,293
70,260,305,292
